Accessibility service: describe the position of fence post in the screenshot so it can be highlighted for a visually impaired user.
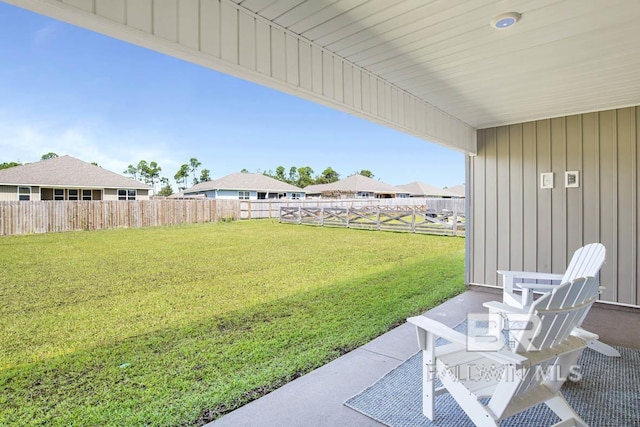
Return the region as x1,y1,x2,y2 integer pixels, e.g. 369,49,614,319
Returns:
320,207,324,226
298,206,302,225
411,208,416,233
452,203,458,236
346,207,350,228
376,207,381,231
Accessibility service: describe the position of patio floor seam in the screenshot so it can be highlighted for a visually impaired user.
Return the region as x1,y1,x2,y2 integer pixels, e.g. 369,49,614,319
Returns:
358,346,407,362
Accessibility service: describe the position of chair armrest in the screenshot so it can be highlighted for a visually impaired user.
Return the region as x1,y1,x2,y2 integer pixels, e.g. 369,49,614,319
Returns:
516,283,559,292
407,316,467,346
483,301,529,314
408,315,528,365
497,270,564,282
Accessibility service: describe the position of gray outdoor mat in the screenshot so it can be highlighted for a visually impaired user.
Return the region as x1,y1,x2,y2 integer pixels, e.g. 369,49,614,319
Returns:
345,328,640,427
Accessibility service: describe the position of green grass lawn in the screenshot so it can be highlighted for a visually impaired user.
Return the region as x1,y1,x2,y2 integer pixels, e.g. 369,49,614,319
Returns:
0,220,465,426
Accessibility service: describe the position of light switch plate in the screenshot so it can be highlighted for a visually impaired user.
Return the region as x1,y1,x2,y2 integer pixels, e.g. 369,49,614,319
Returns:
540,172,554,189
565,171,580,188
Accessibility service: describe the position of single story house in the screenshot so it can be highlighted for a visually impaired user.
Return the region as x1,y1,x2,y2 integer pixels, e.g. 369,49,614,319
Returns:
304,174,411,199
182,172,305,200
0,155,150,201
396,181,457,198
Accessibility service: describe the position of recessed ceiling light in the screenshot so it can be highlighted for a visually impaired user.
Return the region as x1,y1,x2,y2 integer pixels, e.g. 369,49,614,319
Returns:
490,12,521,29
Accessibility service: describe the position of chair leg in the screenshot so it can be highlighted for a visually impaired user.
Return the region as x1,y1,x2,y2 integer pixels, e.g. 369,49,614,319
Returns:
545,394,588,427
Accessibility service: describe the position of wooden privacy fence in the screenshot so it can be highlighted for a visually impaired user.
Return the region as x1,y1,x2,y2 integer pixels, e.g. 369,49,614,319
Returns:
0,200,241,236
280,205,465,236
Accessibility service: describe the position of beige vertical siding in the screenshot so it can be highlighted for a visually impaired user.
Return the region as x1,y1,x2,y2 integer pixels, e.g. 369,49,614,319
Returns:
0,185,17,201
103,189,117,201
470,106,639,307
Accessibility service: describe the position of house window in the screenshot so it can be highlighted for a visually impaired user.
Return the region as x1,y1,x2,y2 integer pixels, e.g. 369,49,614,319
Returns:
118,189,137,200
18,187,31,201
291,193,301,200
82,190,92,200
54,189,65,200
68,189,79,200
238,191,250,200
357,191,373,199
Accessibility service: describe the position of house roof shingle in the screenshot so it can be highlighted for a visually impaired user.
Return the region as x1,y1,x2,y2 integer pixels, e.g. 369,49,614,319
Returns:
396,181,457,198
304,174,409,195
0,155,150,189
446,184,466,197
184,172,304,194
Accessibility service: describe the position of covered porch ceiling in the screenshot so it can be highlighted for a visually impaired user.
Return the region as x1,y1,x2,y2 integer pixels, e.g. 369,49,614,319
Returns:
231,0,640,129
6,0,640,153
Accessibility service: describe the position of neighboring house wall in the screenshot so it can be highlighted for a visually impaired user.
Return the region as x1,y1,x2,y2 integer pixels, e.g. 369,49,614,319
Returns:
191,190,304,200
0,185,15,201
0,185,41,201
469,106,640,307
104,189,118,201
137,189,150,200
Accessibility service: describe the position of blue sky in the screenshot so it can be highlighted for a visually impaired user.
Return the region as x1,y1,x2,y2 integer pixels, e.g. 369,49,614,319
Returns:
0,2,465,189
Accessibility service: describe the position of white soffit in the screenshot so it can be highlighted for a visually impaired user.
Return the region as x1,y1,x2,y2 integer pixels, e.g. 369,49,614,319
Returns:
231,0,640,129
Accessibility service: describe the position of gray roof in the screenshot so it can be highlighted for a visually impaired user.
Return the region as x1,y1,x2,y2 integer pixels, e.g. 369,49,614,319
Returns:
0,155,150,189
304,174,409,195
184,172,304,194
446,184,466,197
396,181,456,197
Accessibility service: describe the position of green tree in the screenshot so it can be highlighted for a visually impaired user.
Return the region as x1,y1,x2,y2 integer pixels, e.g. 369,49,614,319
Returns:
316,167,340,184
199,169,212,182
288,166,298,184
358,169,374,178
296,166,315,187
274,166,287,183
189,158,202,185
174,164,190,190
145,161,162,192
0,161,21,170
41,152,58,160
158,177,173,196
124,164,138,180
240,168,249,173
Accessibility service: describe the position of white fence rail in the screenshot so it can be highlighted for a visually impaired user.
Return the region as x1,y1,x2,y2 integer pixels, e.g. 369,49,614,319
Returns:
242,197,465,219
278,199,465,236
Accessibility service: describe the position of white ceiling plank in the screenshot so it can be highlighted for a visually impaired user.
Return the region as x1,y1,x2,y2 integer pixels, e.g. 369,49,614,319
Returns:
125,0,151,32
61,0,93,13
287,0,369,35
259,0,306,21
178,0,200,49
313,0,428,47
95,0,124,24
153,0,178,42
236,0,277,14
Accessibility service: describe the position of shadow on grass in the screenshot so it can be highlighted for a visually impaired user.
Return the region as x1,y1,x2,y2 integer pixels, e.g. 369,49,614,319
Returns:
1,256,465,426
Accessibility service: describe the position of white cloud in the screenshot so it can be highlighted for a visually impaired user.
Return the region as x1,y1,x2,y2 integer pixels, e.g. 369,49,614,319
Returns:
0,117,182,182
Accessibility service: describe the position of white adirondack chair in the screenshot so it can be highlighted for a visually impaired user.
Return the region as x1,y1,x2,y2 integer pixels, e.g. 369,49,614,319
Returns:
408,276,599,427
496,243,619,357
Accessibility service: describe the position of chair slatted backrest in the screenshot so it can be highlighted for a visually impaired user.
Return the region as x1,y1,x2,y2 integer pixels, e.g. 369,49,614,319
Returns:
488,277,599,418
562,243,606,283
528,276,599,351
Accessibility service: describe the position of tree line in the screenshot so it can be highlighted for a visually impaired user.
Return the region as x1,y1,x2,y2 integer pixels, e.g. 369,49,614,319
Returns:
123,157,211,196
257,166,374,188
